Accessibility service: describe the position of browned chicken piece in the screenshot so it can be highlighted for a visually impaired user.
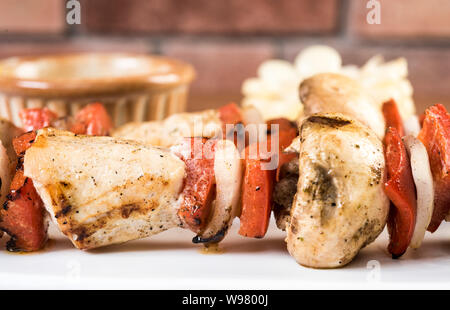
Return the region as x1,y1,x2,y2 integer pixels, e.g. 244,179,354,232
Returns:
299,73,386,139
24,128,186,249
113,109,222,147
284,113,389,268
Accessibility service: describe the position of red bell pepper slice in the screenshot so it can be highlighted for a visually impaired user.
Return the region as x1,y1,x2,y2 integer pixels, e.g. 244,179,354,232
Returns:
0,132,46,252
175,138,217,233
239,142,275,238
417,104,450,232
19,108,57,132
70,103,113,136
384,127,417,258
218,102,242,127
382,99,405,138
267,118,298,181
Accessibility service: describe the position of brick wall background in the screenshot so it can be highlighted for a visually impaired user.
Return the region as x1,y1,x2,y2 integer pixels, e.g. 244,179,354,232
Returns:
0,0,449,112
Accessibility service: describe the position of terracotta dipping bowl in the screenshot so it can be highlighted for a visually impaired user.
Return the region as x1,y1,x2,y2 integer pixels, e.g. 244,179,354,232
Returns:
0,53,195,127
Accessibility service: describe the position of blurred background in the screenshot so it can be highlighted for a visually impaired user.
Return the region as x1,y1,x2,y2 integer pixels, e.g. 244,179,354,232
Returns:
0,0,449,112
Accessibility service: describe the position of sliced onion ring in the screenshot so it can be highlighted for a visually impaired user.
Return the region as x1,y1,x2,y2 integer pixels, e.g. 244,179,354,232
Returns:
403,135,434,249
403,115,421,137
195,140,242,243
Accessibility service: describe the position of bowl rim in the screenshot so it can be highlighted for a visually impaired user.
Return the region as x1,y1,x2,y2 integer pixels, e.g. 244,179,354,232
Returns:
0,53,196,98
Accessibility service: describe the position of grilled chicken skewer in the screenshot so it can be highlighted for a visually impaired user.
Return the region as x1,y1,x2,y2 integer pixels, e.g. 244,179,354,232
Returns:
12,128,242,250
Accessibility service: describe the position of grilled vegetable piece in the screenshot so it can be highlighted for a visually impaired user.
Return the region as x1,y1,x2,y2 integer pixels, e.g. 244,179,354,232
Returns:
12,131,37,156
403,135,434,249
384,127,417,258
194,139,242,244
70,103,113,136
382,99,405,138
286,113,389,268
239,143,274,238
19,108,57,132
267,118,298,181
0,175,47,252
172,138,217,233
418,104,450,232
218,102,243,127
299,73,385,139
0,131,47,252
24,128,185,250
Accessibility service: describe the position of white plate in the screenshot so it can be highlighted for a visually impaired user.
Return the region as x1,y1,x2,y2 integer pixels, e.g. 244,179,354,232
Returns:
0,219,449,290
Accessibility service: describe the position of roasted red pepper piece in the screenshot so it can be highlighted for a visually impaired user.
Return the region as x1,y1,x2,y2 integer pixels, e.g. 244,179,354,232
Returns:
384,127,417,258
218,102,244,147
267,118,298,182
12,131,37,156
175,138,217,233
239,142,275,238
0,132,47,252
218,102,242,127
19,108,57,132
0,177,46,252
70,103,113,136
382,99,405,138
417,104,450,232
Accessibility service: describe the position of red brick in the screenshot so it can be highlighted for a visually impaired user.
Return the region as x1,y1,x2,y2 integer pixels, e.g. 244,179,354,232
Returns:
283,41,450,113
82,0,339,34
350,0,450,38
162,39,275,111
0,0,65,34
0,38,153,59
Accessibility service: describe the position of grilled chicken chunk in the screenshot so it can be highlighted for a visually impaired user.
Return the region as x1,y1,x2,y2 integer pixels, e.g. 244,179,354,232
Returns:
24,128,186,250
286,113,389,268
113,109,222,147
299,73,385,139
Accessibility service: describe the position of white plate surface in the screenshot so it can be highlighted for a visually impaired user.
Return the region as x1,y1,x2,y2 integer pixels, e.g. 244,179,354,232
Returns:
0,219,449,290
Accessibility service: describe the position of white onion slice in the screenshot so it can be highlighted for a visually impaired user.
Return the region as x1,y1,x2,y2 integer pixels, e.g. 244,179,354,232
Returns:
403,135,434,249
197,140,242,241
403,115,421,137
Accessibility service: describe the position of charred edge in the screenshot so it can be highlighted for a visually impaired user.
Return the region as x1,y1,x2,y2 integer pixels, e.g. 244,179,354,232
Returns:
391,252,404,259
121,204,140,219
6,237,19,252
193,217,201,226
15,157,24,171
70,226,90,242
2,199,9,210
307,116,351,128
60,181,71,188
192,227,227,244
55,204,72,219
0,228,19,252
